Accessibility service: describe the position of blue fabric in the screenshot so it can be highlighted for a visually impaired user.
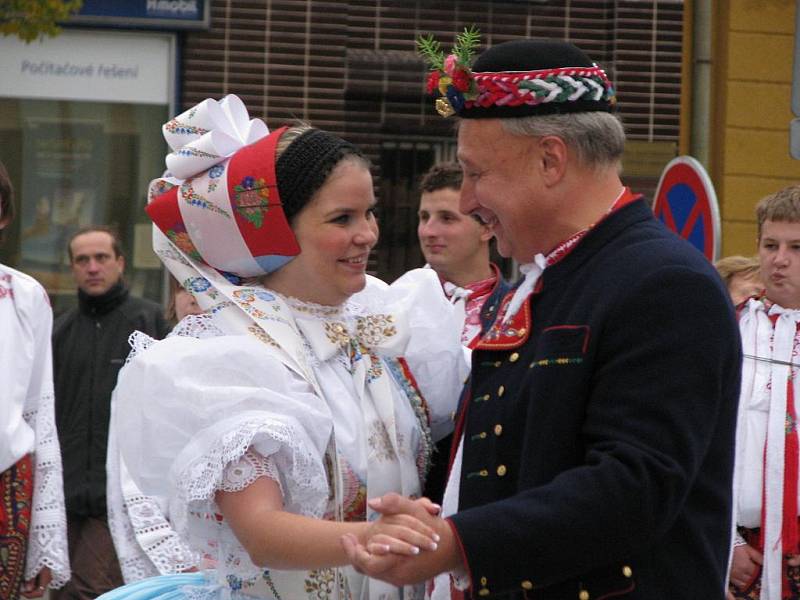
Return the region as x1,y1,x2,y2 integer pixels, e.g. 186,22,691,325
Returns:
97,573,212,600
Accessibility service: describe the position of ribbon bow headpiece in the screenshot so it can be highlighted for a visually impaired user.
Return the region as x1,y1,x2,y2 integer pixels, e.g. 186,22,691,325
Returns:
147,94,300,278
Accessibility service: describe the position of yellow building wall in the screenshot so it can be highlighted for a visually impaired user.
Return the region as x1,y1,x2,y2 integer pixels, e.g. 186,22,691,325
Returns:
712,0,799,257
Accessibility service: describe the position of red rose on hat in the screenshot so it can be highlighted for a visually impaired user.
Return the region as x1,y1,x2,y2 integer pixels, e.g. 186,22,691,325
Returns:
426,71,441,95
452,68,471,92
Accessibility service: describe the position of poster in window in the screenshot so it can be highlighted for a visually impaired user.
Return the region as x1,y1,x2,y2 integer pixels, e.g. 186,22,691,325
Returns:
19,118,107,287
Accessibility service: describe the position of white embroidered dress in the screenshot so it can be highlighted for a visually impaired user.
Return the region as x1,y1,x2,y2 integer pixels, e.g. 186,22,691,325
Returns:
107,237,466,599
0,264,70,588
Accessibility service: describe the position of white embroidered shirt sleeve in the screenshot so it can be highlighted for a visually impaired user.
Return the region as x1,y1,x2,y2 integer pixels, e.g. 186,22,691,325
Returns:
20,275,70,586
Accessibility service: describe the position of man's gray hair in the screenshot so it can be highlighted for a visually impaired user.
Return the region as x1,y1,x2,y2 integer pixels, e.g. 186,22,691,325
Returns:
500,111,626,170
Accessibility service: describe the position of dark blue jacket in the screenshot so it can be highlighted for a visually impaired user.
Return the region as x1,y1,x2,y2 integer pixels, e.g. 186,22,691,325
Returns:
424,265,511,504
449,199,741,599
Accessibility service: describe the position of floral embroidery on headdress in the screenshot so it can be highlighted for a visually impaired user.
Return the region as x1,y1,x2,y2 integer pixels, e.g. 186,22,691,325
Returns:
416,26,481,117
164,118,208,137
207,164,224,194
180,181,230,218
166,225,203,262
233,176,272,228
183,276,219,300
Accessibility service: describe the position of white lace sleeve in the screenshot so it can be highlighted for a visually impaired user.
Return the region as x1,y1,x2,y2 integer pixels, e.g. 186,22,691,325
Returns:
107,413,161,582
23,290,70,587
220,449,282,495
168,314,225,339
107,401,199,582
113,334,333,577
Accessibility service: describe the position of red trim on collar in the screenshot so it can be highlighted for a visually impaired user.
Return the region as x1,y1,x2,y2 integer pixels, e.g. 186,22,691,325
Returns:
474,295,531,350
544,187,640,268
473,189,640,352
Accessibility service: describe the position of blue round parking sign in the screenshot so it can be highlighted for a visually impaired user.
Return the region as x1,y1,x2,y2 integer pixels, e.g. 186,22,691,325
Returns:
652,156,720,262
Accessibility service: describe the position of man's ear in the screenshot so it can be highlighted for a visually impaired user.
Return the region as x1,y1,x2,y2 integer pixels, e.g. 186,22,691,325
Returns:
537,135,568,187
479,222,494,243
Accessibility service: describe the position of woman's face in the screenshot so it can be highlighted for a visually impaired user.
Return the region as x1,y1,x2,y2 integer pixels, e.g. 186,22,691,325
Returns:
265,159,378,305
175,288,202,321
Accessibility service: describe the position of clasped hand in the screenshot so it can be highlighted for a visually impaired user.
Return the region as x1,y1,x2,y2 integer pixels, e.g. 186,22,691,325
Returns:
343,493,456,587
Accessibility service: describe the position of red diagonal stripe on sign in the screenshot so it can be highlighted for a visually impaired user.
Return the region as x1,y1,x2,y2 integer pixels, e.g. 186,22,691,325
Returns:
659,199,678,232
680,197,703,238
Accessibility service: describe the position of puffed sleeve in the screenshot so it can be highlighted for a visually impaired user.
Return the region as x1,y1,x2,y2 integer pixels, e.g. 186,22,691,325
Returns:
112,334,333,562
354,269,470,442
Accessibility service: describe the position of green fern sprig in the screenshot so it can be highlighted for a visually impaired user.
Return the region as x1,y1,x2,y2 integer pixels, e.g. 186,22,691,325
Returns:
416,34,445,71
454,25,481,65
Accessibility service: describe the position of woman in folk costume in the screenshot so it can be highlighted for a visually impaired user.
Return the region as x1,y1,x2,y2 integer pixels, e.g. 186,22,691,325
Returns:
0,160,71,598
99,95,467,600
731,185,800,600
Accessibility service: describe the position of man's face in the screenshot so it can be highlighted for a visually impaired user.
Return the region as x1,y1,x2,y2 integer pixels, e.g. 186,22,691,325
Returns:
418,187,491,276
69,231,125,296
457,119,554,262
759,219,800,309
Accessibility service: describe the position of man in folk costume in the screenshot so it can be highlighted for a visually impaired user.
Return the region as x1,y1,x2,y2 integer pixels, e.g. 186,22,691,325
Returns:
731,185,800,600
416,161,509,504
343,33,742,599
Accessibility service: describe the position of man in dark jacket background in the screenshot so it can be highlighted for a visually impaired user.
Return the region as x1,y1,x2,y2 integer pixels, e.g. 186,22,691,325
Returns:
52,226,169,600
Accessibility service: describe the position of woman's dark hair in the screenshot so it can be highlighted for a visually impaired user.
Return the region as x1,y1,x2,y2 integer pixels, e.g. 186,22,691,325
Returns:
275,124,370,223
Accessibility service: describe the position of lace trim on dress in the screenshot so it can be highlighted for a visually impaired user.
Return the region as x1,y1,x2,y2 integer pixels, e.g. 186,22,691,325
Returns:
106,448,161,582
124,491,200,576
169,314,226,340
113,315,226,582
22,396,71,587
127,315,226,368
281,294,346,320
220,450,282,496
127,331,158,365
170,418,329,577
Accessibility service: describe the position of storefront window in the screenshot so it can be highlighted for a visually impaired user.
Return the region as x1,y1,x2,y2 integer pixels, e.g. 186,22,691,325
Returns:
0,30,175,315
0,99,168,315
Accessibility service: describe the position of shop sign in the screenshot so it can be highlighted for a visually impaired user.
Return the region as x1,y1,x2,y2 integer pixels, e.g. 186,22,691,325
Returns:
0,29,173,105
70,0,209,30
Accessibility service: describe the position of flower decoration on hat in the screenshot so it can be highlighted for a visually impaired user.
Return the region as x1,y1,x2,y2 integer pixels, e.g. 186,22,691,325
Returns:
417,26,481,118
417,35,617,119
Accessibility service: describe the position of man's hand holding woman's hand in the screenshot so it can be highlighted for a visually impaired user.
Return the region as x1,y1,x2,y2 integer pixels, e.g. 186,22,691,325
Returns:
343,493,459,587
359,495,442,557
